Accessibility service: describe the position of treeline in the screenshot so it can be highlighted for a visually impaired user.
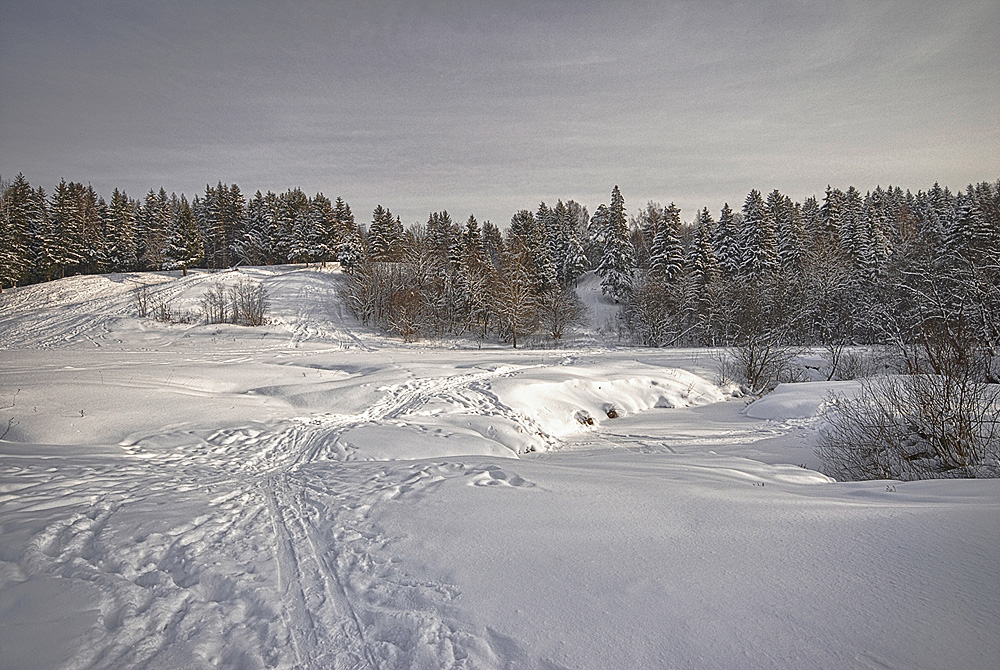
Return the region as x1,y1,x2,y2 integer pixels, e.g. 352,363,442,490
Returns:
344,202,591,346
0,175,362,286
2,174,998,361
618,182,1000,350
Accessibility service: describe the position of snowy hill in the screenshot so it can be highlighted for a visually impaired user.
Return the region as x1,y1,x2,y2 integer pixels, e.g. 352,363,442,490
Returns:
0,266,997,670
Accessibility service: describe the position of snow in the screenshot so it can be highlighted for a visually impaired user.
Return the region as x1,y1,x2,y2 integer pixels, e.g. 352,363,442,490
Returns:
1,265,997,669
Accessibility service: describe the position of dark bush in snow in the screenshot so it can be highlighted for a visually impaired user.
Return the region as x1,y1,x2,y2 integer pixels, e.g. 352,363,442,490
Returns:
818,374,1000,481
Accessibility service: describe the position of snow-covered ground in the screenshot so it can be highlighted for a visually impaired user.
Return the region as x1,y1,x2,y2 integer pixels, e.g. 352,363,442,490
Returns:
0,266,997,670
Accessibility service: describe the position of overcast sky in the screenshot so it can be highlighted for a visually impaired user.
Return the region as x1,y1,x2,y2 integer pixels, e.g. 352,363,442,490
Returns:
2,0,998,225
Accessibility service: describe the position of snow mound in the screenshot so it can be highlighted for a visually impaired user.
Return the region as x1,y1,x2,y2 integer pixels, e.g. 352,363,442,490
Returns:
745,381,860,421
494,368,725,438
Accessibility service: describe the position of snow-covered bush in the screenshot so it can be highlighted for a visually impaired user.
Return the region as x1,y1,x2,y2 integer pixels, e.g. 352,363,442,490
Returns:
229,278,269,326
819,292,1000,480
818,374,1000,481
133,283,152,318
201,278,269,326
201,282,229,324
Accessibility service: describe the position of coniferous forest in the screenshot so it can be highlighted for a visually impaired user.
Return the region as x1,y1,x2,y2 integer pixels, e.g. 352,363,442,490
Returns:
1,174,998,365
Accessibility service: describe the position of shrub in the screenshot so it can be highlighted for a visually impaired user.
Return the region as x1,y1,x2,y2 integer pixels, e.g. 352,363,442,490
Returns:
818,374,1000,481
133,283,152,318
201,281,229,324
201,278,269,326
229,278,269,326
819,274,1000,480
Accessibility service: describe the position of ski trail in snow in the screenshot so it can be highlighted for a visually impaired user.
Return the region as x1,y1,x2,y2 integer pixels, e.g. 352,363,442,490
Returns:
8,361,547,669
265,474,377,669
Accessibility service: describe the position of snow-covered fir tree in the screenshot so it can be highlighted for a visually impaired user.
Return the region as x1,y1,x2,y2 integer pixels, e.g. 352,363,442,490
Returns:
236,191,278,266
769,190,804,275
738,189,777,279
162,195,203,274
282,188,313,264
42,179,87,279
596,186,635,302
713,203,740,278
336,199,364,272
0,174,39,288
369,205,404,261
648,202,684,283
308,193,337,264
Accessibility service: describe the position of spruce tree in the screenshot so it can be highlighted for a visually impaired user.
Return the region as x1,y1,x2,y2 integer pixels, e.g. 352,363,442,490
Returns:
163,195,203,274
688,208,719,286
769,190,804,274
685,207,721,340
596,186,635,302
649,202,684,283
839,186,864,265
236,191,276,266
481,219,505,269
43,179,86,279
308,193,337,264
281,188,312,264
713,203,740,278
336,199,364,272
0,174,37,288
820,185,845,247
369,205,404,261
738,189,777,279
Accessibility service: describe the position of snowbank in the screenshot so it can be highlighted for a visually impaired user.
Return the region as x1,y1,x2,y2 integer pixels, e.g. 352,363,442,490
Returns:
744,380,861,420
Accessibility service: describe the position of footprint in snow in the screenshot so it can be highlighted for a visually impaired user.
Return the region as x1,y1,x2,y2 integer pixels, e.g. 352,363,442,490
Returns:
468,466,535,488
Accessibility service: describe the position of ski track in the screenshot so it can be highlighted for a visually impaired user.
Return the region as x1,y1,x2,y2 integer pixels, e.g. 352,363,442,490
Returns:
2,359,545,669
0,267,368,352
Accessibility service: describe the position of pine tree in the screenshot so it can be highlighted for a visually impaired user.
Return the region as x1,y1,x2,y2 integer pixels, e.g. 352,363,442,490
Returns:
426,211,456,259
335,199,364,272
461,214,482,253
950,184,998,258
507,208,554,295
0,174,38,288
684,207,721,341
197,183,244,268
79,184,106,274
769,191,804,274
739,189,777,279
549,200,572,286
481,219,505,269
596,186,635,302
163,195,203,274
531,203,558,293
713,203,740,278
369,205,404,261
839,186,864,265
140,188,171,270
858,188,891,279
820,185,845,247
648,202,684,283
43,179,87,279
236,191,277,266
282,188,312,264
331,196,354,247
688,208,719,287
308,193,337,264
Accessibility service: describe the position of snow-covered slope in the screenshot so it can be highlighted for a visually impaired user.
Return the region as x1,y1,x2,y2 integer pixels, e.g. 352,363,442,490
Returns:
1,267,997,670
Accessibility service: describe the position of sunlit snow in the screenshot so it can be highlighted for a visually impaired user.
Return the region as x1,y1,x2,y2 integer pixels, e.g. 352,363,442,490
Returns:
0,266,996,669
